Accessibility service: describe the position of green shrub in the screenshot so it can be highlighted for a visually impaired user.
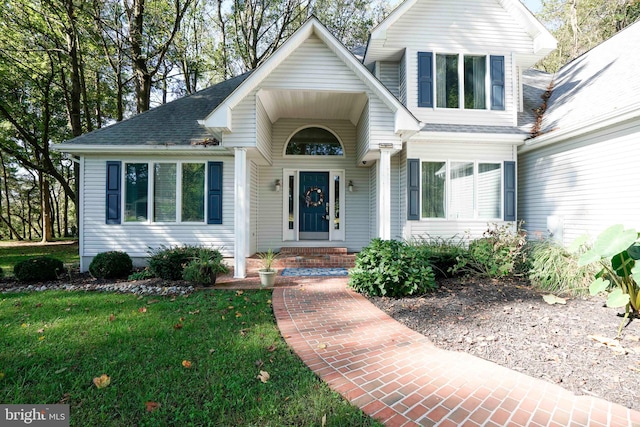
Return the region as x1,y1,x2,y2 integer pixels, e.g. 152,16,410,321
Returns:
89,251,133,279
0,266,3,279
148,245,224,281
128,268,155,281
13,256,65,282
527,239,597,296
348,238,436,297
452,223,527,278
183,248,229,286
409,235,466,279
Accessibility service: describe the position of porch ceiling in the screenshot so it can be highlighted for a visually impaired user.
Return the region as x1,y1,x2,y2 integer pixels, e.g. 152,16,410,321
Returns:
257,89,368,126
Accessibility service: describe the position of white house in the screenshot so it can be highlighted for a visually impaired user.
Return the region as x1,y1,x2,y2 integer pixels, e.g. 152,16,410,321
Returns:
56,0,557,277
518,21,640,245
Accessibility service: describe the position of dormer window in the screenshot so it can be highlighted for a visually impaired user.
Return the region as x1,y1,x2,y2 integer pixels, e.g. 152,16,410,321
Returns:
418,52,505,110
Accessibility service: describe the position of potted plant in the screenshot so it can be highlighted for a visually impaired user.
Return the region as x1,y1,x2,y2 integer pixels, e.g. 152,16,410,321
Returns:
182,248,229,286
257,249,279,288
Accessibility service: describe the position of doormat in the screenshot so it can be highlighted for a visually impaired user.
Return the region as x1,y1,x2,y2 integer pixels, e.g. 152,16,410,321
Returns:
281,268,349,277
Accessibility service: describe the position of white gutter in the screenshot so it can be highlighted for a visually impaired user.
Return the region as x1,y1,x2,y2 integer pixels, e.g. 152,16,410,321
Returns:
52,144,231,155
519,103,640,154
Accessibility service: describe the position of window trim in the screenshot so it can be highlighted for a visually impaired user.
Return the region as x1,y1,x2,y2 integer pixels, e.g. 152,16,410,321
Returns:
122,160,208,224
282,125,346,157
419,159,504,221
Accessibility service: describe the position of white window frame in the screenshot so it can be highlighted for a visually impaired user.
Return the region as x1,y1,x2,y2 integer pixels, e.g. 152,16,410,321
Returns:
123,160,207,224
282,169,346,241
420,160,503,221
433,53,491,110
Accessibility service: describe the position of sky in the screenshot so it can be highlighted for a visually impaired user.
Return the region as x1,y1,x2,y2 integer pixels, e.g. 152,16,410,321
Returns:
522,0,543,13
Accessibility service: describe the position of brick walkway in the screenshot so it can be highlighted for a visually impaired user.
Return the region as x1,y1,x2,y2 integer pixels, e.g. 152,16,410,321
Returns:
272,277,640,427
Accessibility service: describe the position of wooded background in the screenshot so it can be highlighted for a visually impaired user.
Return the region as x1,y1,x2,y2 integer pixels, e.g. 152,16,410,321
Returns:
0,0,638,241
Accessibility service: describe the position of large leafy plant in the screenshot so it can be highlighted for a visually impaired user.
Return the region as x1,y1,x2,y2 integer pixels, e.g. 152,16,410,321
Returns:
348,238,436,297
578,225,640,334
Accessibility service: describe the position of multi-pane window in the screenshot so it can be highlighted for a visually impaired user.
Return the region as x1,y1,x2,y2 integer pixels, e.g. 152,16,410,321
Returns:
435,54,487,109
124,162,206,223
421,161,502,219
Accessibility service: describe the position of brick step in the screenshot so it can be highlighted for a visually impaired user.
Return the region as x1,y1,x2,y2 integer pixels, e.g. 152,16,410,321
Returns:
247,248,355,270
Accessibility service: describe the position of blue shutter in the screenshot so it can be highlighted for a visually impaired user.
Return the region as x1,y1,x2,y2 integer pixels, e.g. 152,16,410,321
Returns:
490,56,505,110
407,159,420,220
207,162,223,224
504,161,516,221
417,52,433,108
105,161,121,224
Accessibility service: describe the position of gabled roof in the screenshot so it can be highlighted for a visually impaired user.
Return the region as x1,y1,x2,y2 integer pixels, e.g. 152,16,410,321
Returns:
56,73,250,152
201,17,420,135
363,0,556,66
522,21,640,151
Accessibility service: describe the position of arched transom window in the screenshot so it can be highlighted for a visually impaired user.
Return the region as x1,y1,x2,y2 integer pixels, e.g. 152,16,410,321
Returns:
285,127,344,156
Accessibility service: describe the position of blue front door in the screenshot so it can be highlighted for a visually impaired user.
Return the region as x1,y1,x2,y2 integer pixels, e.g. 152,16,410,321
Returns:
299,172,329,240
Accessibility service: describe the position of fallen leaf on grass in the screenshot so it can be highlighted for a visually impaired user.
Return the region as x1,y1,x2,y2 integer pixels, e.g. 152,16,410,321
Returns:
322,414,327,427
543,294,566,305
147,299,160,305
138,307,147,313
188,310,200,315
37,328,44,334
255,359,264,368
257,370,270,383
267,344,277,352
236,290,244,296
54,368,67,374
59,393,70,404
235,312,242,318
38,336,45,341
109,314,116,322
182,360,192,368
93,374,111,389
209,349,216,354
35,303,42,308
173,323,183,330
0,372,5,380
145,401,160,412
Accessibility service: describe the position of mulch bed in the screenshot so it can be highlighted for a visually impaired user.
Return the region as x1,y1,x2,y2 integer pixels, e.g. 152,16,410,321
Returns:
368,277,640,412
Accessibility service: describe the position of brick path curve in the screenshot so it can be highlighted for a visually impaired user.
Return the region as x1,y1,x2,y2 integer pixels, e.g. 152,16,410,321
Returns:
272,277,640,427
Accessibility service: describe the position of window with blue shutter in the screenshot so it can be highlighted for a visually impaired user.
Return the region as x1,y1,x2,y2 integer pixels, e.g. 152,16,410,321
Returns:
106,161,121,224
407,159,420,220
417,52,433,108
207,161,223,224
504,161,516,221
490,56,505,110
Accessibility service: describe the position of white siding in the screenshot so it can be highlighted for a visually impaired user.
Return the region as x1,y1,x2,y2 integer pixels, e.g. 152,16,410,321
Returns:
224,93,256,147
356,102,370,163
518,120,640,246
263,35,372,92
257,118,371,252
404,139,517,241
384,0,535,55
379,61,400,98
390,154,402,240
256,97,273,164
370,97,401,148
80,155,235,269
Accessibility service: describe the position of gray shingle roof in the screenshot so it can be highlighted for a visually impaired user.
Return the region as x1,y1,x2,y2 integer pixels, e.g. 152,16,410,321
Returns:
519,68,553,130
62,72,251,146
421,123,527,135
541,21,640,134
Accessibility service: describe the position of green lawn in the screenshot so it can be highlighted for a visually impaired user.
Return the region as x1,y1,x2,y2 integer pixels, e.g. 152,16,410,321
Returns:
0,289,379,426
0,241,80,276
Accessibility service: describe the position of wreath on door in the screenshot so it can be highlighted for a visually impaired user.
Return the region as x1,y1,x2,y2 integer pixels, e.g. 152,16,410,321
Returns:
304,187,324,207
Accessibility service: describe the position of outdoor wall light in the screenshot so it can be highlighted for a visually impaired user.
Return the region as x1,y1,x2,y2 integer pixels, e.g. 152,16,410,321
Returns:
348,180,354,192
275,179,281,192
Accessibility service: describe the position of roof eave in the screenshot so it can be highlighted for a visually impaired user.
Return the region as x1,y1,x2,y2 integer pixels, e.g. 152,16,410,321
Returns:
53,144,232,155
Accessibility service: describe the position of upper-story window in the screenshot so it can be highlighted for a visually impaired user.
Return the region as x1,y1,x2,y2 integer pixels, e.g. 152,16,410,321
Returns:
285,127,344,156
418,52,505,110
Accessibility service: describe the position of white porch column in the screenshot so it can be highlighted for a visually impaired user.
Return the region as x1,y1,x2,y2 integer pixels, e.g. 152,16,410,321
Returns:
377,146,393,240
234,148,248,278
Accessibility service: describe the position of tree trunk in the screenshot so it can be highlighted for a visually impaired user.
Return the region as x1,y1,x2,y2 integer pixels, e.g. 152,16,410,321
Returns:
0,152,13,239
40,173,52,243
